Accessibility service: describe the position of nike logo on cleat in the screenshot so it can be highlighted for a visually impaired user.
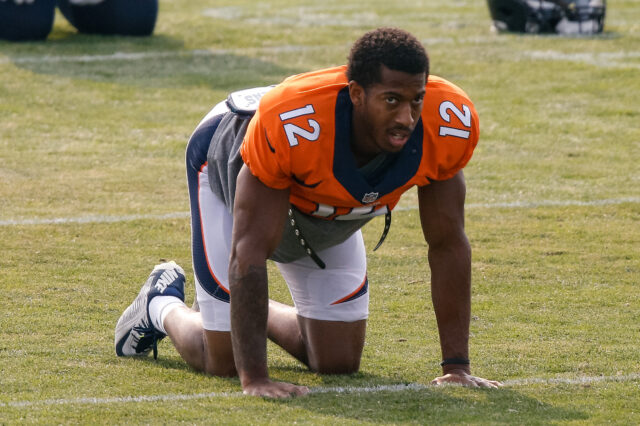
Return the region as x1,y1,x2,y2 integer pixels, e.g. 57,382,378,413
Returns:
154,269,179,293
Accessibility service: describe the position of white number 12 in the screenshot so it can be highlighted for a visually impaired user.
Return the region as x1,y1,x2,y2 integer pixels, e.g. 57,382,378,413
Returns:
439,101,472,139
279,104,321,147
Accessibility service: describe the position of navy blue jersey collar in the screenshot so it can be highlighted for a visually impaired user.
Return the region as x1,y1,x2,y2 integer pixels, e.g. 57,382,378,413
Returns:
332,87,423,205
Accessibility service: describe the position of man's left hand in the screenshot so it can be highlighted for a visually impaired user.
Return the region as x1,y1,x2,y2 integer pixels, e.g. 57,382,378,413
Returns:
431,370,503,388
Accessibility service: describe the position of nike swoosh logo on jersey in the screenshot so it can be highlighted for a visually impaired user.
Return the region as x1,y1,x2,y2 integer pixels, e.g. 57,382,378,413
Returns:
265,132,276,153
292,174,322,188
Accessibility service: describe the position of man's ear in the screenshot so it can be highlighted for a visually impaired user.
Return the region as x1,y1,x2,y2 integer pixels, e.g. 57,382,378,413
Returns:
348,80,365,107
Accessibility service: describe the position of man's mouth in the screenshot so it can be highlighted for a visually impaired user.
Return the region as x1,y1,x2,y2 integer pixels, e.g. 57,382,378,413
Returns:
387,128,411,148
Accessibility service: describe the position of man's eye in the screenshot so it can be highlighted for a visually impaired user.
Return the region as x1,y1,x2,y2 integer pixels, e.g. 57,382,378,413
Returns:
413,96,424,104
386,97,398,104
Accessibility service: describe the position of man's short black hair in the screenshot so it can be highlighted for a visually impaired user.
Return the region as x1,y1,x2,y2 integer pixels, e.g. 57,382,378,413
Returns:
347,27,429,89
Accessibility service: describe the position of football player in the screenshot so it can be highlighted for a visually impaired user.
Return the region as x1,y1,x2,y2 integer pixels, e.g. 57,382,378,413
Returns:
115,27,502,398
486,0,606,35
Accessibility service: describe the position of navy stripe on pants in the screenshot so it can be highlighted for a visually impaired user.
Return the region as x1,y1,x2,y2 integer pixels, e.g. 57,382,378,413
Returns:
185,113,230,303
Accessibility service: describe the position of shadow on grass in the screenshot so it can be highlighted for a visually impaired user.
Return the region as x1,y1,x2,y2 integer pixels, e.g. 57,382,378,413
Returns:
1,30,300,91
133,351,310,379
111,353,589,423
277,380,589,424
137,355,199,372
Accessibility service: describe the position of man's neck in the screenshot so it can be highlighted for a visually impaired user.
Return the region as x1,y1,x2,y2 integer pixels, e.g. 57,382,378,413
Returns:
350,112,380,167
351,145,379,168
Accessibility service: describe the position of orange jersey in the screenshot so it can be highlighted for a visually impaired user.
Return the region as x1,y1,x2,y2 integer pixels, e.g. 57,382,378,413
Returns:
240,65,479,220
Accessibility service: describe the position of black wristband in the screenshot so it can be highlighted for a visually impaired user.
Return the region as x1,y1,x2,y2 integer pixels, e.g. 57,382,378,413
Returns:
440,358,470,366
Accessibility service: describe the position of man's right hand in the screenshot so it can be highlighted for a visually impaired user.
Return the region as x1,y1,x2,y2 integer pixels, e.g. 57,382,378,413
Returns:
242,378,309,398
230,166,300,399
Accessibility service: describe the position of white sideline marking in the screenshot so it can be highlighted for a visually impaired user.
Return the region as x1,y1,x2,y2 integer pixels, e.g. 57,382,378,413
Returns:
2,43,636,67
525,50,640,69
0,212,190,226
503,373,640,386
2,373,639,408
396,196,640,212
0,37,505,65
1,197,638,227
0,46,335,65
464,196,640,210
1,49,228,64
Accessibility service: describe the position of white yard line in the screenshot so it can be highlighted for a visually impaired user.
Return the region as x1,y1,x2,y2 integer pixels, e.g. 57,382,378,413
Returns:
464,196,640,209
1,197,638,227
2,373,639,408
3,42,638,69
525,50,640,69
0,49,219,64
0,37,508,65
0,46,336,65
0,212,190,226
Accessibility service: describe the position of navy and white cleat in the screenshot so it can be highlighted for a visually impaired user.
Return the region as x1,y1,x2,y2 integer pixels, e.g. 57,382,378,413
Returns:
114,261,185,359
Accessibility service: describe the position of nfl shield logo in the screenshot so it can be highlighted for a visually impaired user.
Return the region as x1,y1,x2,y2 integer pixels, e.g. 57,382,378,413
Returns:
362,192,379,204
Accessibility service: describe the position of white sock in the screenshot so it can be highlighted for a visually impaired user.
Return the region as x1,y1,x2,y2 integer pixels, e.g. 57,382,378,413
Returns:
148,296,185,334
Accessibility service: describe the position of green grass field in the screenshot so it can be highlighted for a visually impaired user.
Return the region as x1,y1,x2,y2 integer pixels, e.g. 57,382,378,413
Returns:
1,0,639,423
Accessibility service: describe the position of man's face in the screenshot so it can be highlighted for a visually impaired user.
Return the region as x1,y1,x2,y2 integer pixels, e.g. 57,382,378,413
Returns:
350,65,426,155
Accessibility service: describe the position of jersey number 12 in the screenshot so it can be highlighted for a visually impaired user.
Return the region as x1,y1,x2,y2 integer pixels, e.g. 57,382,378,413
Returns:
279,105,321,147
438,101,472,139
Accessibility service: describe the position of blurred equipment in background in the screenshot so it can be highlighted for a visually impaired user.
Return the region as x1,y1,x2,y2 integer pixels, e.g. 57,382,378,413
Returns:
0,0,56,41
486,0,606,35
56,0,158,36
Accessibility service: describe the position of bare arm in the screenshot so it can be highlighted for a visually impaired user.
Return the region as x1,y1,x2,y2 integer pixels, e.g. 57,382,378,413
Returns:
229,165,309,398
418,171,501,388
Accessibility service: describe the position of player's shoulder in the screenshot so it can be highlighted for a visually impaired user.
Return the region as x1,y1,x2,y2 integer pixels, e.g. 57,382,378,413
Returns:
417,75,479,181
420,74,478,132
423,75,474,105
258,66,349,116
252,66,348,151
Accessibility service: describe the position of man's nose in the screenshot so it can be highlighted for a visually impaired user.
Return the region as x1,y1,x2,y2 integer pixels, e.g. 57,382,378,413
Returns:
395,102,415,128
